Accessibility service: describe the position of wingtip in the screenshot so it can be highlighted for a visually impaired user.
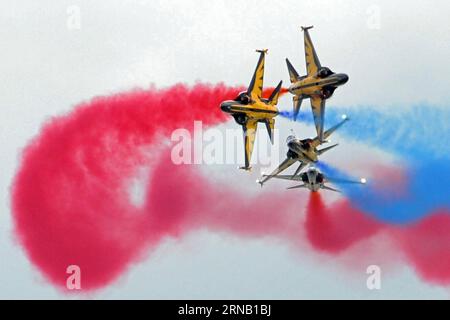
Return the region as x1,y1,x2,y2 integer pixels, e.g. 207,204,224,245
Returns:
256,179,264,188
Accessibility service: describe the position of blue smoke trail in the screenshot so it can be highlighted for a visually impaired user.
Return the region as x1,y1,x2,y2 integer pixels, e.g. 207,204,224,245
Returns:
280,105,450,224
317,160,450,224
280,105,450,160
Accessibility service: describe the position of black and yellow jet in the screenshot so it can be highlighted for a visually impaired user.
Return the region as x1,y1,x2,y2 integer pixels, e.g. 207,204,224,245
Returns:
286,26,349,142
220,49,283,171
265,166,367,193
257,115,349,186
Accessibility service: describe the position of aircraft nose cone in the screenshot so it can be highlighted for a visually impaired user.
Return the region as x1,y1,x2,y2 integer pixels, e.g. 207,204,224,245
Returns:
220,101,232,112
339,74,349,85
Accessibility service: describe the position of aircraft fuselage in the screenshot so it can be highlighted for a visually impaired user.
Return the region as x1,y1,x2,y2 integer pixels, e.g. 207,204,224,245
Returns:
300,169,325,192
289,72,349,99
220,93,278,125
286,138,319,163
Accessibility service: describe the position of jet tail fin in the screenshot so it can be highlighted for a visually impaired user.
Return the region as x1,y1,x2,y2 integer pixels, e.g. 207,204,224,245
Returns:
268,80,283,106
322,185,341,193
293,162,306,176
301,25,314,31
264,118,275,144
286,58,300,84
293,96,303,121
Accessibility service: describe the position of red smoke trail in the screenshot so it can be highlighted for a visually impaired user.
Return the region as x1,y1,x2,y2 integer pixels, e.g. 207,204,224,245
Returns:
11,84,240,290
261,87,290,98
11,82,450,292
11,83,294,291
305,193,382,254
280,87,290,95
146,150,303,241
392,211,450,285
305,189,450,285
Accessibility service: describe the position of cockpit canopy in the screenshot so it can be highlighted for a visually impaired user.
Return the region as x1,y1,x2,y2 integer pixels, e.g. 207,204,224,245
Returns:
316,173,324,183
317,67,334,78
301,173,309,183
286,135,296,144
303,168,324,184
234,92,251,105
300,139,312,150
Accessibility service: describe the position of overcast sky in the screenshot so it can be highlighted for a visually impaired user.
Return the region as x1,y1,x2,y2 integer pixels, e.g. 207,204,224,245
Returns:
1,0,450,299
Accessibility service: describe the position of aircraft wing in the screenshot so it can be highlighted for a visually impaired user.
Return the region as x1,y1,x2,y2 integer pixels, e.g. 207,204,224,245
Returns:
287,184,307,190
310,95,326,142
326,177,366,185
259,157,297,185
303,27,321,76
242,119,258,170
269,174,302,181
247,50,267,100
316,143,339,156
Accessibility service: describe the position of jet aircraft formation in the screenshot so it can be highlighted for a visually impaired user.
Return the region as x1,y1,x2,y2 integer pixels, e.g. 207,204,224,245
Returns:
220,26,366,192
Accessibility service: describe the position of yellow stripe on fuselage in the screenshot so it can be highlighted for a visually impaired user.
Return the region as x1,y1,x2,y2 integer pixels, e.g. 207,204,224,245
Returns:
228,102,279,120
290,76,338,96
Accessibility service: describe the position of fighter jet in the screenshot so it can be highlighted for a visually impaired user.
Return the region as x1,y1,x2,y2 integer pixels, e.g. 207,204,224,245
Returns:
257,115,349,186
286,26,349,142
220,49,283,171
263,166,367,193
